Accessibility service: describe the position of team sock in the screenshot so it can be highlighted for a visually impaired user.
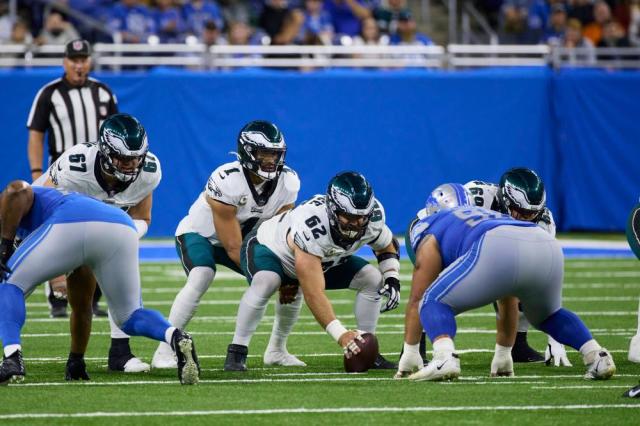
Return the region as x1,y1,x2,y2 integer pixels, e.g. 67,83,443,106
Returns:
0,283,26,348
420,300,457,342
538,308,593,351
121,308,171,342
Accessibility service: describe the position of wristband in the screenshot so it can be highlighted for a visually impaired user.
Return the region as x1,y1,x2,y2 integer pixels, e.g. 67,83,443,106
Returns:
30,168,43,173
325,319,348,343
403,342,420,354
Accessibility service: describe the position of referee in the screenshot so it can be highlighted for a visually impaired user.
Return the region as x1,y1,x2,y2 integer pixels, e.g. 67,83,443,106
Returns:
26,39,117,318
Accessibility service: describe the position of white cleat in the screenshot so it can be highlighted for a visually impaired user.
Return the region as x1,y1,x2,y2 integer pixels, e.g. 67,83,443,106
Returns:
122,357,150,373
584,349,616,380
628,334,640,363
263,350,307,367
152,342,177,369
408,353,460,382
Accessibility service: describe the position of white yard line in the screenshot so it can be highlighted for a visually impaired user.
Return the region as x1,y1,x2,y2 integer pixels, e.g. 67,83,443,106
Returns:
2,404,640,419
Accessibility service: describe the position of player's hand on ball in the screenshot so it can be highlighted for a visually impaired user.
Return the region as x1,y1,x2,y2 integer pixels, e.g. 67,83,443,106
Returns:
378,277,400,313
394,349,423,379
339,330,364,359
545,336,572,367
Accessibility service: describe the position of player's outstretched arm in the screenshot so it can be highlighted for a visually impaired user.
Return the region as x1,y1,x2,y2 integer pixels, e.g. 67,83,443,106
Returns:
0,181,34,240
208,196,242,267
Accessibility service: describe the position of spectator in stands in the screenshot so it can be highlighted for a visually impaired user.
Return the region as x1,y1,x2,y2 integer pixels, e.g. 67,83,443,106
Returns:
526,0,551,44
583,0,611,44
109,0,156,43
183,0,224,37
201,19,225,46
562,17,596,63
37,11,81,45
0,1,12,42
545,3,568,44
353,15,388,45
373,0,410,36
154,0,183,42
500,0,531,43
227,20,257,46
300,0,334,45
7,19,32,45
325,0,373,37
390,11,432,45
567,0,594,25
216,0,250,26
630,0,640,46
67,0,115,43
597,19,632,61
259,0,304,45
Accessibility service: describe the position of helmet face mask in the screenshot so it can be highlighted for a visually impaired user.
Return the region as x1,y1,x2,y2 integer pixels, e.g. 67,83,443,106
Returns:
98,114,148,184
237,121,286,181
424,183,472,217
326,172,374,247
499,168,546,222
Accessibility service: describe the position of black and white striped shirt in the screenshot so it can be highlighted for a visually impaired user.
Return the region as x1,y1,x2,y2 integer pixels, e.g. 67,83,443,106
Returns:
26,75,118,162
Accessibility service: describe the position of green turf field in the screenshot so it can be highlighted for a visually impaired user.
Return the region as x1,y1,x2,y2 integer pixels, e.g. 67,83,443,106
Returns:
2,258,640,425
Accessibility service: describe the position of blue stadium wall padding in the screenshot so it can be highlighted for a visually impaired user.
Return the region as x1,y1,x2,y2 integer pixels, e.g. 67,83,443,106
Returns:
0,67,635,235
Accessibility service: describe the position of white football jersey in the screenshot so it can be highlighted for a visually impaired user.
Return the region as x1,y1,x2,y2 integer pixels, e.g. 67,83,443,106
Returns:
464,180,556,237
257,195,393,278
175,161,300,246
35,142,161,209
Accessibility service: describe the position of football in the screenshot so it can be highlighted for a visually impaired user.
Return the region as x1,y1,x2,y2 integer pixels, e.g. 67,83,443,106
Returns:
343,332,379,373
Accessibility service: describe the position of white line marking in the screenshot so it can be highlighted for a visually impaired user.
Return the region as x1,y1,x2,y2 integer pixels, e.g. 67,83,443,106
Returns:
532,385,634,390
2,404,640,419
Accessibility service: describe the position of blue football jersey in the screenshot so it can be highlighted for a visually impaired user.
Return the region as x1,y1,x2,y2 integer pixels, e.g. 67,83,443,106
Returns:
18,187,134,236
409,206,536,268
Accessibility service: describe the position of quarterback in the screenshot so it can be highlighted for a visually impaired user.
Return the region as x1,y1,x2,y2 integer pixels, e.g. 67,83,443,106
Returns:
224,171,400,371
152,120,304,369
36,113,160,378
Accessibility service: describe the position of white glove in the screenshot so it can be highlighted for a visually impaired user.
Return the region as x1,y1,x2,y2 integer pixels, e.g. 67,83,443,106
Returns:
490,345,514,377
545,336,572,367
394,343,423,379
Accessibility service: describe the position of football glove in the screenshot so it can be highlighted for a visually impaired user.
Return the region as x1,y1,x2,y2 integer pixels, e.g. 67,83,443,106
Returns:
394,346,423,379
378,276,400,313
490,347,514,377
545,336,572,367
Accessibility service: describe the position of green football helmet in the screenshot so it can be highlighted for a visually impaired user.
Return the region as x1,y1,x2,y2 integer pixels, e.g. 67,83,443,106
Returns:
237,120,286,181
98,113,148,183
498,167,546,221
326,171,375,247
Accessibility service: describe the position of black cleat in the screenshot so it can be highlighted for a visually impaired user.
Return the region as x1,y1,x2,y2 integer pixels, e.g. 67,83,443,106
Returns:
419,332,429,366
0,350,25,385
371,353,397,370
92,303,108,317
48,289,68,318
623,382,640,398
512,331,544,363
65,355,90,381
171,329,200,385
224,344,248,371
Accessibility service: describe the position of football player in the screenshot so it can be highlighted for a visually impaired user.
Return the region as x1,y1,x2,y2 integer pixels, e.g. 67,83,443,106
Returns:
464,167,571,366
0,182,199,385
152,120,303,369
396,188,615,381
36,113,160,378
223,171,400,371
626,200,640,363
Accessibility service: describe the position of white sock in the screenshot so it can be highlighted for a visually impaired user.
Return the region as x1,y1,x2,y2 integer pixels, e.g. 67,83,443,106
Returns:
433,337,455,357
164,327,177,345
108,310,130,339
168,267,215,329
349,265,382,334
579,339,602,364
232,271,280,347
267,289,303,352
4,344,21,357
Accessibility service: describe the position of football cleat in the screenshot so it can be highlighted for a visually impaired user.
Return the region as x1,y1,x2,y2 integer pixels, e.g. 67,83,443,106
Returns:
92,302,108,317
628,333,640,363
371,353,397,370
171,329,200,385
263,349,306,367
408,353,460,382
152,342,177,369
584,349,616,380
108,341,150,373
65,356,90,381
0,350,25,385
512,332,544,363
224,344,248,371
623,382,640,398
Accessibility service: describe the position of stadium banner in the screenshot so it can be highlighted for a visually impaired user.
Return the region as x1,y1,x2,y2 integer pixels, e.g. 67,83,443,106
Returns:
0,68,634,235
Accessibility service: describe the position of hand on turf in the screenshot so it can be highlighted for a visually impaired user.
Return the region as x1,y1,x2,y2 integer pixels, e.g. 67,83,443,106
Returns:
339,330,364,359
395,348,423,378
545,336,572,367
378,277,400,313
490,350,514,377
278,284,299,304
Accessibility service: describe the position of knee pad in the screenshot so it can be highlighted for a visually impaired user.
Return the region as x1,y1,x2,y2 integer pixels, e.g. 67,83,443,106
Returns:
348,264,382,297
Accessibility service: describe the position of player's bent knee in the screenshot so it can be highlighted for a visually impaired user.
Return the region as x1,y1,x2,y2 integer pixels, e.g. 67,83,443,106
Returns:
186,266,215,295
251,271,282,298
349,264,382,294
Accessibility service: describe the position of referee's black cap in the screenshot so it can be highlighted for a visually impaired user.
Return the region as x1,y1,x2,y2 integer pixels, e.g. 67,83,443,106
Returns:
64,39,91,58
